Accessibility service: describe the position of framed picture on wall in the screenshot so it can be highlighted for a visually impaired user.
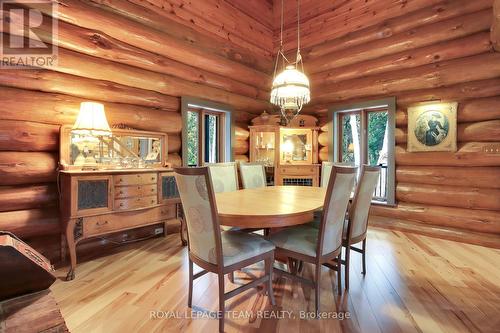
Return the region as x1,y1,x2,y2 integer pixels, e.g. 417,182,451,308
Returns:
407,102,458,152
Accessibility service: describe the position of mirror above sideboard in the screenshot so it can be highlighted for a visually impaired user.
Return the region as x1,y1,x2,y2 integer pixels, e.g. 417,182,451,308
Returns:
59,125,168,170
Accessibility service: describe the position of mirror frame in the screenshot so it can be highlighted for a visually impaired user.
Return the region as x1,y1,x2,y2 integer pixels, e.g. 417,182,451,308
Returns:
59,125,168,170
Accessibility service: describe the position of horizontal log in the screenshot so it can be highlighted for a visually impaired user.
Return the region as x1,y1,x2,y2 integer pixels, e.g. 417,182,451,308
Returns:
307,10,492,74
370,203,500,234
0,69,180,111
0,152,57,185
117,0,273,62
319,146,328,162
314,53,500,104
281,0,443,51
37,0,271,89
0,184,58,212
0,120,59,152
396,166,500,189
0,87,182,134
395,143,500,166
311,32,492,84
166,153,182,167
0,208,60,238
234,139,249,155
235,125,250,140
318,132,329,147
168,134,181,154
396,183,500,211
369,215,500,249
306,78,500,115
493,0,500,51
396,96,500,126
234,155,249,163
14,42,269,111
303,0,492,59
4,12,267,100
396,120,500,143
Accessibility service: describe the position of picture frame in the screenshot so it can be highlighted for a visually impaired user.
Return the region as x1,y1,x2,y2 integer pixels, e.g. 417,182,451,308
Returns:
407,102,458,152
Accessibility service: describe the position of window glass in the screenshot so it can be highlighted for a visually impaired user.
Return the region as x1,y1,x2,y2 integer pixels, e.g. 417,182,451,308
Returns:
340,113,361,165
186,111,199,166
205,114,218,163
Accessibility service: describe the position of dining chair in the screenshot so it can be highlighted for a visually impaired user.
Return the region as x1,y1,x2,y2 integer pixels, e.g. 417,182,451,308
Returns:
310,162,356,229
206,162,239,193
269,166,356,312
174,167,275,333
320,162,354,188
239,162,267,189
342,165,380,290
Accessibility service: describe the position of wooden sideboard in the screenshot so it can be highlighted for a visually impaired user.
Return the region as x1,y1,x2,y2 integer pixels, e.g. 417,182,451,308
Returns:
275,164,320,187
59,168,182,280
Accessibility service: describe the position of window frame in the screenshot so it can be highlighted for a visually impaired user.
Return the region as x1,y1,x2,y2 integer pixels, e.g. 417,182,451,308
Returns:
181,97,234,167
328,97,396,206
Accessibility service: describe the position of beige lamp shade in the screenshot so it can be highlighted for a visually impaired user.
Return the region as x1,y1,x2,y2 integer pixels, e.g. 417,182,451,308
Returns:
72,102,112,136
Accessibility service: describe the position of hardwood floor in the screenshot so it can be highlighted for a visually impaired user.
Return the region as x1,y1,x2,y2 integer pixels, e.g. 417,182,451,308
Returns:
51,227,500,333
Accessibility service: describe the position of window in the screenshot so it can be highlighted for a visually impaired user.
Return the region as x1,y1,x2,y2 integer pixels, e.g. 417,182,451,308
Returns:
330,98,395,205
182,98,233,167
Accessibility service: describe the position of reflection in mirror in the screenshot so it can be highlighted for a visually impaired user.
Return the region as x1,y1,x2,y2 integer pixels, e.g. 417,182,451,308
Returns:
70,133,162,169
281,134,308,162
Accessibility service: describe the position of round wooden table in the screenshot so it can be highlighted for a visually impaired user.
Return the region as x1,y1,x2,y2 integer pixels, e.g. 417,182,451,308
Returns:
216,186,326,228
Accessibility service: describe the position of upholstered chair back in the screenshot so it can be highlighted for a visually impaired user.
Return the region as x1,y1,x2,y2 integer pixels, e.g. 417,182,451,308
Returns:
174,167,221,265
348,165,380,240
318,166,356,256
321,162,355,188
207,162,239,193
240,163,266,189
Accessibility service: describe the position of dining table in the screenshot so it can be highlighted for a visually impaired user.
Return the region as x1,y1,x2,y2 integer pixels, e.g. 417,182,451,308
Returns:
216,186,327,228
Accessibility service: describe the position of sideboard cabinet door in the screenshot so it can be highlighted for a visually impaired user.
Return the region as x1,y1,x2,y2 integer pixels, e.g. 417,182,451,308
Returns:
72,176,113,215
159,172,180,204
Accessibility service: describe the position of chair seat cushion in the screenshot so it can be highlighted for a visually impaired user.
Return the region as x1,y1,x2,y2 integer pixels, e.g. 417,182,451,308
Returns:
269,225,318,257
221,230,275,267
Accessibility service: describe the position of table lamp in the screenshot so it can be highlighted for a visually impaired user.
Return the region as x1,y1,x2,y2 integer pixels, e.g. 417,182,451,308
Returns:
71,102,112,169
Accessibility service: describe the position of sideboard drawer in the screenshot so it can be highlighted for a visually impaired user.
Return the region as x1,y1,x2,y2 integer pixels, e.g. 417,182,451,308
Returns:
279,165,316,175
115,195,157,210
113,173,157,186
114,184,157,199
83,205,176,236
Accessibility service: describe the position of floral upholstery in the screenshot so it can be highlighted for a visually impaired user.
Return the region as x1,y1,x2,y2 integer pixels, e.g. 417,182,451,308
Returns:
240,163,266,189
348,168,380,240
218,230,275,266
321,162,334,188
269,225,318,257
321,162,356,188
207,163,238,193
321,172,356,255
174,172,217,264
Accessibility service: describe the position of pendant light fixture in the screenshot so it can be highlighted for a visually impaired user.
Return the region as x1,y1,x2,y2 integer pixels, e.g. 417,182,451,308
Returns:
270,0,310,124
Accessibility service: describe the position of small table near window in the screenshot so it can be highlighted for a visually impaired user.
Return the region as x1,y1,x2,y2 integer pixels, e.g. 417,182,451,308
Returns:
216,186,326,228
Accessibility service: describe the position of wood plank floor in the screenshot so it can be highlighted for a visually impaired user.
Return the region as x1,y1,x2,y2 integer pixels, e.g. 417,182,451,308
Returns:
51,227,500,333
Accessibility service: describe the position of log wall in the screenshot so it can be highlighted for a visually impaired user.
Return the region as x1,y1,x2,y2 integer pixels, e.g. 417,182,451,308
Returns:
0,0,271,263
280,0,500,242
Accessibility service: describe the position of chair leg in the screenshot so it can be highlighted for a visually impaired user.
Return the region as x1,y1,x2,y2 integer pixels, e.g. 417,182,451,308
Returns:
314,263,321,313
229,271,235,283
265,256,276,306
345,246,351,290
336,253,342,295
362,239,367,275
188,258,193,308
218,274,225,333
